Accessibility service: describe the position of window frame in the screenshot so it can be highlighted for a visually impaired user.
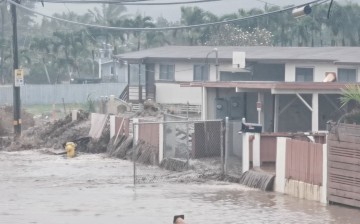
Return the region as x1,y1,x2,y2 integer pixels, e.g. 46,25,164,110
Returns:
295,67,314,82
337,68,357,83
193,64,210,81
159,64,175,81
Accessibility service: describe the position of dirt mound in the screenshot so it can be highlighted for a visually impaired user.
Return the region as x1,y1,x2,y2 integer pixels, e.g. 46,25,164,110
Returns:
136,100,163,117
7,110,91,151
0,106,35,136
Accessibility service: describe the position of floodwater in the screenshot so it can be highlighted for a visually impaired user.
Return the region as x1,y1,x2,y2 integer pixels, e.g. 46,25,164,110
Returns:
0,150,359,224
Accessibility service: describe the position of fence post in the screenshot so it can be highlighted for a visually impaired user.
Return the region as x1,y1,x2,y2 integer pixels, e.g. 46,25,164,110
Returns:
321,143,328,204
275,137,287,193
133,118,139,187
242,133,250,174
159,121,164,163
186,102,190,168
221,119,225,178
224,117,229,175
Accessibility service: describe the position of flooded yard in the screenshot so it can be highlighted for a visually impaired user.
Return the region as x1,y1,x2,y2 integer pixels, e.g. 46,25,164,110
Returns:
0,150,359,224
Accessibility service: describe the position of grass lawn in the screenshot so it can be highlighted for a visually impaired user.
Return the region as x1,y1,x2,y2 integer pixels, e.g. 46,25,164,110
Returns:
23,103,85,117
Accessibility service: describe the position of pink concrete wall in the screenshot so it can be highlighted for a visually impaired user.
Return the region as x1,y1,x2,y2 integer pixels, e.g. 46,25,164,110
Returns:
285,139,323,185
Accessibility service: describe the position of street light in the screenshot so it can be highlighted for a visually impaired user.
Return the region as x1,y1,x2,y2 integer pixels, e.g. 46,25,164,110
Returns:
292,5,312,18
206,48,219,82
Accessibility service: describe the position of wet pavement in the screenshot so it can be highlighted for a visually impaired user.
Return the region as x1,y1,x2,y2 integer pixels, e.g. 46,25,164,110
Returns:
0,150,359,224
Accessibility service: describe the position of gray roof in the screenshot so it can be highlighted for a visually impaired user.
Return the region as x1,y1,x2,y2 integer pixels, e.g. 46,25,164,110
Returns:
115,46,360,64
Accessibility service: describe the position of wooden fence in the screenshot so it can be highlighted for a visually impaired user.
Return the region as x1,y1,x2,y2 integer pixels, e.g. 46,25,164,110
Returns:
137,120,160,148
285,139,323,185
328,123,360,208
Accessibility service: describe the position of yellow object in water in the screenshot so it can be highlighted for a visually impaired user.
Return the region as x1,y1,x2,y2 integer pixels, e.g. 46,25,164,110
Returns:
65,142,77,158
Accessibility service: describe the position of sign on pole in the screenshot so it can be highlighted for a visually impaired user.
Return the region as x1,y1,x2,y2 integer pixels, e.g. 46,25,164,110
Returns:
14,69,24,87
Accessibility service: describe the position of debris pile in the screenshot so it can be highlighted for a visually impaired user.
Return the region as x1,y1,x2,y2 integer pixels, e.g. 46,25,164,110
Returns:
6,110,90,151
0,106,35,136
107,135,133,159
106,137,158,166
136,99,163,117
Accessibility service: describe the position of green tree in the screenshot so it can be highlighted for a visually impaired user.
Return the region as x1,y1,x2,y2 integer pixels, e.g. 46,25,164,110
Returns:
205,24,272,46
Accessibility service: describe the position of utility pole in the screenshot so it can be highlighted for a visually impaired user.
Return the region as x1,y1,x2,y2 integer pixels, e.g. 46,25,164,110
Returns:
11,0,21,137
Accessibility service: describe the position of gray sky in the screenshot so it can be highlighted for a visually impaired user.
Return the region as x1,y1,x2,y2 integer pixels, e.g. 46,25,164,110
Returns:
33,0,331,22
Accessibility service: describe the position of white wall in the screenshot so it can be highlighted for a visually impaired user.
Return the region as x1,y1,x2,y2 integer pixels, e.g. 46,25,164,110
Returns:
155,63,194,81
285,62,360,82
154,62,235,82
206,88,217,119
155,83,202,104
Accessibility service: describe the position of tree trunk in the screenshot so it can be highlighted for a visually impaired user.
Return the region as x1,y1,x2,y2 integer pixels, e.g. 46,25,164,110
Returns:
42,58,51,84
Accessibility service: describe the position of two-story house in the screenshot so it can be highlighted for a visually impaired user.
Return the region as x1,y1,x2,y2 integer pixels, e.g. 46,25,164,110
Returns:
116,46,360,132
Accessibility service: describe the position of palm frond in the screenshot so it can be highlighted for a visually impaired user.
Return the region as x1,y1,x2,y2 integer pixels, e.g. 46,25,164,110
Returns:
340,84,360,107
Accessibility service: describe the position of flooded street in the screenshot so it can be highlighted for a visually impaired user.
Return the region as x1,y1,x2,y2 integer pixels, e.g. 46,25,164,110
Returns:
0,150,359,224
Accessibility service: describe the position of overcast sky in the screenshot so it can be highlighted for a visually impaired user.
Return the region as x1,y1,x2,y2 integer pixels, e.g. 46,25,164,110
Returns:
33,0,349,22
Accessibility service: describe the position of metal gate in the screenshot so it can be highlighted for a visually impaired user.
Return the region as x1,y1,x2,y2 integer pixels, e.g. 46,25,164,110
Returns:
328,123,360,208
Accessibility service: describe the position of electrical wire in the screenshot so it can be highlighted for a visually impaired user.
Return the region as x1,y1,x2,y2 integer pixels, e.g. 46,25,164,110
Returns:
37,0,221,5
8,0,330,31
253,0,280,8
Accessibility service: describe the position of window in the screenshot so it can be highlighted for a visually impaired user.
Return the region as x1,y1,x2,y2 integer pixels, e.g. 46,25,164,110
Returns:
295,67,313,82
129,64,145,85
159,64,175,81
193,64,209,81
338,68,357,82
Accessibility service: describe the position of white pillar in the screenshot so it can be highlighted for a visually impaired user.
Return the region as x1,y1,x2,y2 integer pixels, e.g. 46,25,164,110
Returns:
252,133,261,167
98,58,102,79
110,115,116,139
257,92,265,128
275,137,287,193
312,93,319,132
201,87,208,120
71,110,78,121
242,133,250,173
274,94,279,132
321,143,328,204
133,118,139,144
159,122,164,163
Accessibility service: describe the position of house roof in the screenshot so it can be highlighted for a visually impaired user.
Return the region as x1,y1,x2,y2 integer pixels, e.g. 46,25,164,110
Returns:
115,46,360,64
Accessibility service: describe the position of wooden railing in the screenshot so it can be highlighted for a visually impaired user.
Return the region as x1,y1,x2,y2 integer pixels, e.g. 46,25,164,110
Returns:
119,85,129,102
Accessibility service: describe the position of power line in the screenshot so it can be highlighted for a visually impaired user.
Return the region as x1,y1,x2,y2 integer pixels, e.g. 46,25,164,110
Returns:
8,0,329,31
253,0,280,8
37,0,221,5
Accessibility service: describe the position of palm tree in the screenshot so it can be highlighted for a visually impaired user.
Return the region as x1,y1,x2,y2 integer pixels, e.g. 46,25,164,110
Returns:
124,15,155,51
52,30,88,79
340,85,360,107
339,85,360,124
30,37,54,84
178,6,218,46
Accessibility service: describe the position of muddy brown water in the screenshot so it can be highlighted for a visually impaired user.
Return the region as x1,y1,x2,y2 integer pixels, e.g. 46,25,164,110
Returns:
0,150,359,224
